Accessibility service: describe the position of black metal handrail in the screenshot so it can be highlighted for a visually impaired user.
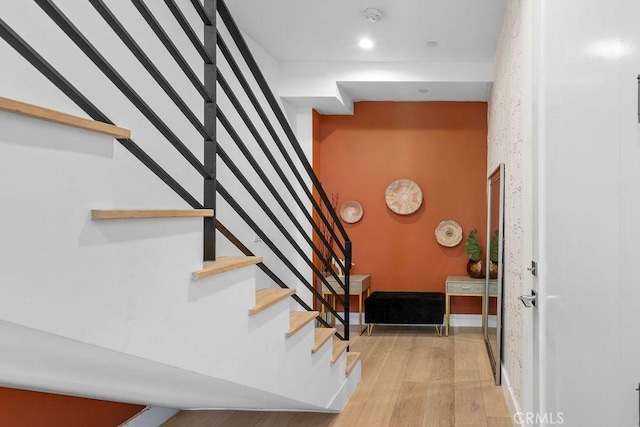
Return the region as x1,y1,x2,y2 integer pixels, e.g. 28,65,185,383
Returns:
1,0,352,341
212,0,352,338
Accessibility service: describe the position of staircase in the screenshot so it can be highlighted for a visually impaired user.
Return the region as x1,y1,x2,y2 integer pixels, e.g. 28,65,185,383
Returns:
0,0,361,415
0,98,361,411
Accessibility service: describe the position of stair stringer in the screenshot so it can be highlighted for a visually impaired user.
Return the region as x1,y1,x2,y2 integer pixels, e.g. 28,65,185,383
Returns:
188,270,355,410
0,319,330,411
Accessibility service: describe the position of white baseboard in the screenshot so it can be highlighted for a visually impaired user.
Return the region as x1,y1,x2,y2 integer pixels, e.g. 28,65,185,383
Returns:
500,365,521,426
120,407,179,427
349,313,360,325
449,314,483,327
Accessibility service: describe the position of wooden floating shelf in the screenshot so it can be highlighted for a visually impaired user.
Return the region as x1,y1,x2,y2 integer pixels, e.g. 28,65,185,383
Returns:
91,209,213,220
312,328,336,354
192,256,263,280
0,96,131,139
250,288,295,315
286,311,319,338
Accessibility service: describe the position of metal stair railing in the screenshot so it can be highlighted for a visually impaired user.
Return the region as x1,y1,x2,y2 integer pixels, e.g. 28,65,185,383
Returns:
0,0,353,341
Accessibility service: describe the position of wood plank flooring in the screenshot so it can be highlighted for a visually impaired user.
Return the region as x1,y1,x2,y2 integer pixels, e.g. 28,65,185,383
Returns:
162,327,511,427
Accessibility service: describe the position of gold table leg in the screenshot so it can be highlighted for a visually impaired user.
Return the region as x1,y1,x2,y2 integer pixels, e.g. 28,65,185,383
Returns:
445,293,450,337
358,292,363,335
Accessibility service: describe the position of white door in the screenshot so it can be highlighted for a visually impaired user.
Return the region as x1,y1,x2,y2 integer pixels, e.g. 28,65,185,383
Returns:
619,0,640,423
527,0,631,425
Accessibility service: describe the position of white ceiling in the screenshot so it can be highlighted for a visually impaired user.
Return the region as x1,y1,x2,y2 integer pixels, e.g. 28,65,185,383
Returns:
225,0,507,109
226,0,507,64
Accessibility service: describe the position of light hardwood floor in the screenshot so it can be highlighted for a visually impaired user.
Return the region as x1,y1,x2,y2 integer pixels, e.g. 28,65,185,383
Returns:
162,326,512,427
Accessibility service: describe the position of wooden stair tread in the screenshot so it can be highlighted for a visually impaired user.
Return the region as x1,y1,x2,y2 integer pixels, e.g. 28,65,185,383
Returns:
0,96,130,139
312,328,336,354
286,311,318,338
92,209,213,220
331,337,350,365
192,256,262,280
250,288,295,315
346,352,361,375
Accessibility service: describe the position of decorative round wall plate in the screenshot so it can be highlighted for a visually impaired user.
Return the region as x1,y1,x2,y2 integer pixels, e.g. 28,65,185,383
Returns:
435,220,463,247
340,200,363,223
385,178,423,215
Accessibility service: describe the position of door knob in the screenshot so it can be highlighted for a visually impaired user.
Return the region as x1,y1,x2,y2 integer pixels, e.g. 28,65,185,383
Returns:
519,290,537,307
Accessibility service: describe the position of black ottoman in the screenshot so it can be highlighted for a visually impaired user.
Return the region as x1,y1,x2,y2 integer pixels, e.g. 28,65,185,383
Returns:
364,291,445,335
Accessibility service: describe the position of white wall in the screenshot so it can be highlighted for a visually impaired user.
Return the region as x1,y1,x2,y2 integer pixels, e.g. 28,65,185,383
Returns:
487,0,531,414
0,0,204,209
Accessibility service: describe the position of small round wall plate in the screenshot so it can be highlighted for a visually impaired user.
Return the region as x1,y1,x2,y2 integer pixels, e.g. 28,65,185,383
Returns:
340,200,363,223
435,220,463,247
385,178,423,215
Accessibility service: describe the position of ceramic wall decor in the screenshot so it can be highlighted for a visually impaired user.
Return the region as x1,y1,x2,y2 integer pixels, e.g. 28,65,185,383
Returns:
435,220,463,247
385,178,423,215
340,200,363,223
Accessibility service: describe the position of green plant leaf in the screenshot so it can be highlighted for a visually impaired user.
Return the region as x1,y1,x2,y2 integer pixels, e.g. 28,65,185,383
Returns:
465,228,482,261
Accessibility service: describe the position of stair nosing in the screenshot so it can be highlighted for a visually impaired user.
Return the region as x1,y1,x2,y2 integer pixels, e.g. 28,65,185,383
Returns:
331,337,350,365
192,256,263,280
0,96,131,139
91,209,213,220
286,311,319,338
249,288,295,315
312,328,336,354
346,352,361,375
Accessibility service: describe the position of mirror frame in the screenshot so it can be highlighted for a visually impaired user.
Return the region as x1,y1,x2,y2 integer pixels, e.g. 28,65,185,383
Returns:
485,163,505,385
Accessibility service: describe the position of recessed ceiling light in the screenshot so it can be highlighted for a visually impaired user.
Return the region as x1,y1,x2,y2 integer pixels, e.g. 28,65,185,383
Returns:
418,88,429,93
359,38,374,49
426,41,439,48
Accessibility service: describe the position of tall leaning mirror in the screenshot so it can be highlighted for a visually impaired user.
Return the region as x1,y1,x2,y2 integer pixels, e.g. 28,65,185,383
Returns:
485,163,505,385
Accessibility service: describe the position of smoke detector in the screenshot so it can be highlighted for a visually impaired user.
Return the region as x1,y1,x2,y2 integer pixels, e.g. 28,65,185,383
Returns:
363,8,383,23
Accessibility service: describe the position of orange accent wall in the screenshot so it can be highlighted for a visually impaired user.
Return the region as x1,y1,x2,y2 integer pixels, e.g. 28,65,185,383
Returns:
318,101,488,314
0,387,144,427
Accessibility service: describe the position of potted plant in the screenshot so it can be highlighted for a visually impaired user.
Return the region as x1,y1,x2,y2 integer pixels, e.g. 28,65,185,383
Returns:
465,229,485,278
488,229,499,279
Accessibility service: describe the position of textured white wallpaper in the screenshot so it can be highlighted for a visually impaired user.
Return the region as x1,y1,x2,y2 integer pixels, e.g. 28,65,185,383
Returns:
487,0,525,407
